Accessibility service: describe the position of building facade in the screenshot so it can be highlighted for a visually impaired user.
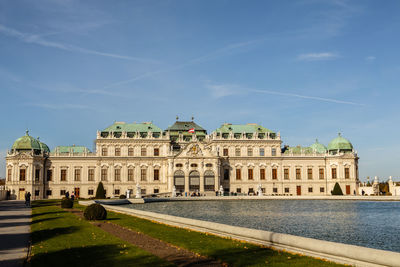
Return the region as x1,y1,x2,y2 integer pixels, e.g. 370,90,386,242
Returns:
5,120,359,200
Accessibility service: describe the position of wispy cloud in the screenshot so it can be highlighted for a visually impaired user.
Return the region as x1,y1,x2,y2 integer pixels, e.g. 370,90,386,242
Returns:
102,39,261,89
365,56,376,61
207,82,364,106
249,89,364,106
297,52,339,61
0,24,159,63
26,103,93,110
206,83,243,98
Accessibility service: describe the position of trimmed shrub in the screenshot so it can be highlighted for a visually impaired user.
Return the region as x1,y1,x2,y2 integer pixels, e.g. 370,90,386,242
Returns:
95,182,106,199
61,197,74,208
84,203,107,220
331,182,344,195
119,194,126,199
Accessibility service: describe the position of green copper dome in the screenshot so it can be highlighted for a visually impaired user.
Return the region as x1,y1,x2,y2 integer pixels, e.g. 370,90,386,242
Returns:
11,131,49,153
327,133,353,152
310,139,327,153
37,138,50,153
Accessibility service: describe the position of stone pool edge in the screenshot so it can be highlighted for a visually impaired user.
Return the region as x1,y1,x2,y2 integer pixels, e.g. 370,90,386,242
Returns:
80,200,400,267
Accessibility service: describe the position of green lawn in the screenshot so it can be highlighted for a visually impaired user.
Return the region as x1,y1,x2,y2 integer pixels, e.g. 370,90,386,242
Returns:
76,202,343,267
30,200,171,267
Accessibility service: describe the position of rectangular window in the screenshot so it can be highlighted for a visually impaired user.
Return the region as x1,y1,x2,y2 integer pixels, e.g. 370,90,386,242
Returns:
115,147,121,156
249,188,254,194
88,169,94,181
60,190,66,196
20,169,26,181
345,167,350,179
319,168,324,180
128,147,134,156
284,187,290,193
154,188,159,194
296,168,301,180
236,188,241,193
141,147,147,156
7,169,12,181
248,169,253,180
272,169,277,180
114,169,121,181
235,148,241,156
259,148,265,156
102,147,107,156
141,169,147,181
271,148,276,156
260,169,265,180
307,168,313,180
308,187,313,193
154,148,159,156
247,148,253,156
61,169,67,181
35,190,40,196
46,190,52,196
284,168,289,180
128,168,134,181
88,189,94,195
223,148,228,156
114,189,120,195
35,169,40,182
74,169,81,181
224,169,229,180
101,169,107,181
47,169,52,181
332,168,337,179
141,189,146,195
236,169,241,180
320,187,325,193
154,169,159,181
273,187,278,193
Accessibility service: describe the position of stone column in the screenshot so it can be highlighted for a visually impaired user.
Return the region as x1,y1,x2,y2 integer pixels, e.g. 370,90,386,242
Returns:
199,162,204,193
167,159,173,191
184,162,189,194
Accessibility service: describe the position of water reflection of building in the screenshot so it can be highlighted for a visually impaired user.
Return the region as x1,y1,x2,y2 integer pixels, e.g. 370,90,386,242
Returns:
5,119,359,199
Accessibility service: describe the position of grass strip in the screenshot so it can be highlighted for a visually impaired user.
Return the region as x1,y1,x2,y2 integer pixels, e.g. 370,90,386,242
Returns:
30,200,172,267
77,202,342,267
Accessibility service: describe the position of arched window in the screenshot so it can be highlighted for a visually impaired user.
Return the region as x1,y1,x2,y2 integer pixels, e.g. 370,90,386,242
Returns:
189,171,200,191
204,170,215,191
174,170,185,192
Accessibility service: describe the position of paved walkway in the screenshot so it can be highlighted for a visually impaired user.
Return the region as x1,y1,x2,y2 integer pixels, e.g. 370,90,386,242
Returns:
0,201,31,267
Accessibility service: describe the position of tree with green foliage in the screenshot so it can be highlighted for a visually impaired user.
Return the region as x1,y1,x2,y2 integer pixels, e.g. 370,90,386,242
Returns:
331,182,343,195
95,182,106,199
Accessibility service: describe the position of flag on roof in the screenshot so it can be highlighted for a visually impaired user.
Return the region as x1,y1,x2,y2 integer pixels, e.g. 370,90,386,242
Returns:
188,128,195,133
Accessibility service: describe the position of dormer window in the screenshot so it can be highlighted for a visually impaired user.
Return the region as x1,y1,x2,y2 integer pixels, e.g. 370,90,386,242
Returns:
190,163,198,168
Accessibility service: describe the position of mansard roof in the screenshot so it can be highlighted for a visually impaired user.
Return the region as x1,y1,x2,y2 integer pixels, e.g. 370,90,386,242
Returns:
166,121,207,133
102,121,162,133
214,123,275,134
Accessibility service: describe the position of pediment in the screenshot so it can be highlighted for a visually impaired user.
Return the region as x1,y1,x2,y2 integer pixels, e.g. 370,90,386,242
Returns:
175,142,216,158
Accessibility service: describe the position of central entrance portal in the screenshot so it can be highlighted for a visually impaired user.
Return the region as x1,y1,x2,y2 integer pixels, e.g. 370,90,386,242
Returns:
174,170,185,193
189,171,200,191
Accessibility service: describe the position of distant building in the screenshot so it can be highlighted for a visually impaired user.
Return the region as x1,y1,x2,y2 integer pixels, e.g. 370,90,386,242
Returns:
5,119,359,200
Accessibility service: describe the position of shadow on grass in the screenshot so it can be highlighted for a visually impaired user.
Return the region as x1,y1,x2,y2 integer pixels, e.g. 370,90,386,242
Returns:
208,246,275,266
30,245,167,267
32,226,81,245
31,217,58,225
32,211,67,218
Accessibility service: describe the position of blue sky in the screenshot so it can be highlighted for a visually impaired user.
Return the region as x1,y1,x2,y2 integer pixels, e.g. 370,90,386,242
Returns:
1,0,400,181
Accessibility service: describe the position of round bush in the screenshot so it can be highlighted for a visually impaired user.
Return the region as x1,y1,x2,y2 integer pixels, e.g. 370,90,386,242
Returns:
61,197,73,208
119,194,126,199
84,203,107,220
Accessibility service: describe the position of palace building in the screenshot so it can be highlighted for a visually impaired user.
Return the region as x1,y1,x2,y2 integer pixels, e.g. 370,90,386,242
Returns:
5,119,359,200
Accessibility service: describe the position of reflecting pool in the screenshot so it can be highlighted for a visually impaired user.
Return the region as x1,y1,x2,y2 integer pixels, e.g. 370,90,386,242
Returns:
124,200,400,252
